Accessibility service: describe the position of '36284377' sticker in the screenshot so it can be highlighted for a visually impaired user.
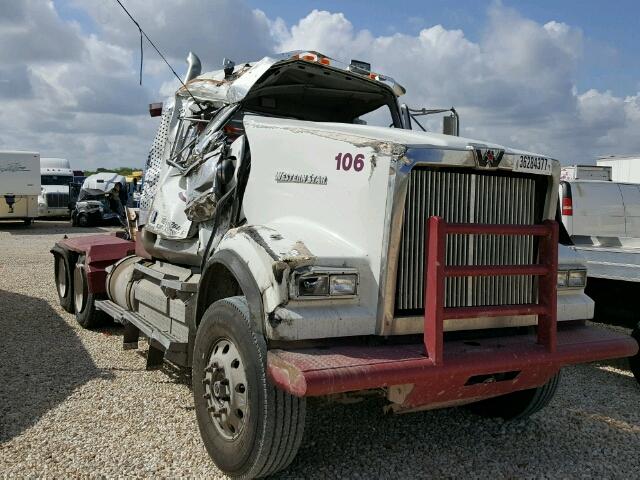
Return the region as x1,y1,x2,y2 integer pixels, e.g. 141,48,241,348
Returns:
514,154,553,175
335,153,365,172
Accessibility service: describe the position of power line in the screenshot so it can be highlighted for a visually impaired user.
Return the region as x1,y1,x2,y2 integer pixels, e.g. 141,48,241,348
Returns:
113,0,203,109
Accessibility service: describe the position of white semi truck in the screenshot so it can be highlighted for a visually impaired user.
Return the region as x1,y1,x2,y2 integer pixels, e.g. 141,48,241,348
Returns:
0,151,40,225
51,52,638,478
559,164,640,382
39,157,73,217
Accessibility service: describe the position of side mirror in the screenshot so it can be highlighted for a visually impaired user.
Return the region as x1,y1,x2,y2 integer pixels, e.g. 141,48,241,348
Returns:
149,102,163,117
443,112,459,136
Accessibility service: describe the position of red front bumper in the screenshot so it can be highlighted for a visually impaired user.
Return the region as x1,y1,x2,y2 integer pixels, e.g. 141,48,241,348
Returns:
267,325,637,407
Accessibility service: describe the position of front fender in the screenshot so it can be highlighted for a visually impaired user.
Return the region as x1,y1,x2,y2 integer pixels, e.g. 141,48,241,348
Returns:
202,225,315,334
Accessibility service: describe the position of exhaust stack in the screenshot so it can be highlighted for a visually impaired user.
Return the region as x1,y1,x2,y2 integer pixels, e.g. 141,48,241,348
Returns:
184,52,202,83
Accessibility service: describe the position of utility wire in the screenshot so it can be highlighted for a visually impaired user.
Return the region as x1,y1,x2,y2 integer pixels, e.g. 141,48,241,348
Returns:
113,0,203,109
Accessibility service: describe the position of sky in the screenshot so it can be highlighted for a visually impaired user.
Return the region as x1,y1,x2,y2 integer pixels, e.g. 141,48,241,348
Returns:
0,0,639,170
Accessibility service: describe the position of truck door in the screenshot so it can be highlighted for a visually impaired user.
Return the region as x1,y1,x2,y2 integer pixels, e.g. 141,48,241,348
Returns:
618,184,640,239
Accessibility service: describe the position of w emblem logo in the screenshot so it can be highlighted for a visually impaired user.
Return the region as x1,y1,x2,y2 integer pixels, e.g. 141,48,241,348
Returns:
473,147,505,168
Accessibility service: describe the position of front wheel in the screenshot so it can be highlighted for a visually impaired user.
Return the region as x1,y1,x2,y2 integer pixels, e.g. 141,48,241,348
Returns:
467,371,561,420
630,326,640,384
193,297,306,479
77,213,89,227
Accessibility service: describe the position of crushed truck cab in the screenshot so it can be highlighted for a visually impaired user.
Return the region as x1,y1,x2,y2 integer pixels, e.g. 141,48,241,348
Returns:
51,51,638,479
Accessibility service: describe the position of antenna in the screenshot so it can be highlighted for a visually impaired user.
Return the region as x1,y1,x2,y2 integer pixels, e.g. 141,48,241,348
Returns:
113,0,203,110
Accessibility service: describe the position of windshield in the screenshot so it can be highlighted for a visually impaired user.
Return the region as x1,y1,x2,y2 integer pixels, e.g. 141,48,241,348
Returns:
41,174,72,186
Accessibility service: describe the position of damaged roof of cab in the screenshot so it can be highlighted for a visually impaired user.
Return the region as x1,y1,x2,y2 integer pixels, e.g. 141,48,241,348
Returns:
177,51,406,105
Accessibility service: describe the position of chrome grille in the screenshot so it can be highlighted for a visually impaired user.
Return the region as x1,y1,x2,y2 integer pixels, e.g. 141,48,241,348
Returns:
45,192,70,209
395,168,540,312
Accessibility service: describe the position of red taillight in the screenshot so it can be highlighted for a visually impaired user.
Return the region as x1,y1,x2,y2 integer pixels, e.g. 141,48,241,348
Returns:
562,196,573,216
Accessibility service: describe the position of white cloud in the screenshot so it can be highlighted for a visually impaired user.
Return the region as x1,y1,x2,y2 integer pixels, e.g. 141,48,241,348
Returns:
0,1,638,169
277,6,638,162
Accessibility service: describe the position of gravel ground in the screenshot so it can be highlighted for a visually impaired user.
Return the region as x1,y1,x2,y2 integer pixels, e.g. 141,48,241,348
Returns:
1,220,639,478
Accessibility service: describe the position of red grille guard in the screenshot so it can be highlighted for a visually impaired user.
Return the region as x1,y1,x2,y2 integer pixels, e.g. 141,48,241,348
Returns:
267,218,638,406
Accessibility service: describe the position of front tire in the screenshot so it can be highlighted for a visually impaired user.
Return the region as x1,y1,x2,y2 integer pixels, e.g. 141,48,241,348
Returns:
630,326,640,384
77,213,89,227
467,371,561,420
193,297,306,479
73,256,105,328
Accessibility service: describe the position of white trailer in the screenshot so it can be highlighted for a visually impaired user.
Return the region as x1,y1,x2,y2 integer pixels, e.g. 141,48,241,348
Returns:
0,151,40,225
597,155,640,183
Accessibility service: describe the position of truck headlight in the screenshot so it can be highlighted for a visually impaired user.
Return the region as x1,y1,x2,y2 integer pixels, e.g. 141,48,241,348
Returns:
568,269,587,287
557,271,568,288
557,268,586,288
298,275,329,296
330,274,358,296
293,268,358,298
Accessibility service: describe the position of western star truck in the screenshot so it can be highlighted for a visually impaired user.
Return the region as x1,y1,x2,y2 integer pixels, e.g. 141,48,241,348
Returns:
51,52,638,478
1,151,40,225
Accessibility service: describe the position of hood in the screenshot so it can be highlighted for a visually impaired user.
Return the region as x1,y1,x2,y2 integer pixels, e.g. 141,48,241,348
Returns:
243,115,559,175
81,172,126,195
176,51,404,105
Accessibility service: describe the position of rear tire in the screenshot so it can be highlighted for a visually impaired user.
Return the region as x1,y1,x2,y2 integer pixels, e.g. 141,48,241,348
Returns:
54,251,74,313
73,256,105,329
193,297,306,479
467,371,561,420
630,326,640,385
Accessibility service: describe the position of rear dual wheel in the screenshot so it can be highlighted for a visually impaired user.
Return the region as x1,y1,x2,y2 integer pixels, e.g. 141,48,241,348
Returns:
54,252,74,313
193,297,306,479
73,255,105,328
630,326,640,384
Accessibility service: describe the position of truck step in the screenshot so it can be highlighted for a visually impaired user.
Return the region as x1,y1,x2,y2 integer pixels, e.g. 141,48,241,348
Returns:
95,300,188,367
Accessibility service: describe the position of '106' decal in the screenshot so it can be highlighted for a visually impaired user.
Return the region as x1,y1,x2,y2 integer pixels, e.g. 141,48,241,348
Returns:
335,152,365,172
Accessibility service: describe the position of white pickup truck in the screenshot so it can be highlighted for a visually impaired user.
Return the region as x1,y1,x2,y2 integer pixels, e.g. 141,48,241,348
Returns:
51,52,637,478
559,164,640,382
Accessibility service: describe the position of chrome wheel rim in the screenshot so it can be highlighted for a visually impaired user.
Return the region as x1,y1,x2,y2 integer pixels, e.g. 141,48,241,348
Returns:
73,264,86,313
204,338,248,441
56,257,67,298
